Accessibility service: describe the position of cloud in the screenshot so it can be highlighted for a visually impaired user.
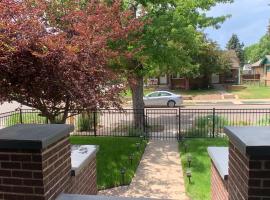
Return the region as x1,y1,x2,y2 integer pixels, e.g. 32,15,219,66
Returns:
204,0,270,48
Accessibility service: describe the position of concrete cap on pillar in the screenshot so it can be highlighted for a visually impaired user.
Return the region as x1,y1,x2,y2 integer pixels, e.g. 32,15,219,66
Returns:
0,124,74,150
224,126,270,156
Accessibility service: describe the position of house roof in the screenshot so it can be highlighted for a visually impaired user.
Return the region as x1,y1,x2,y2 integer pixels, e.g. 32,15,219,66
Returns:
224,50,240,69
251,59,263,67
251,55,270,67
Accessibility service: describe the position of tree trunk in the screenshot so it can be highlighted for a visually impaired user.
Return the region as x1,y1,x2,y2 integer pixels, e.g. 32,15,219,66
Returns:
47,113,67,124
168,74,172,90
128,74,145,132
48,116,66,124
48,116,58,124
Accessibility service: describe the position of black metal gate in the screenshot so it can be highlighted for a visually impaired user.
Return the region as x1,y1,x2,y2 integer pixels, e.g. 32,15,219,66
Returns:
145,108,180,140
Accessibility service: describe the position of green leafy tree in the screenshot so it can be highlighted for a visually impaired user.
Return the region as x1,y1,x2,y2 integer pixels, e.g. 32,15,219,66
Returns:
110,0,233,127
226,34,245,66
268,20,270,36
116,0,232,106
244,35,270,63
244,19,270,63
192,38,231,88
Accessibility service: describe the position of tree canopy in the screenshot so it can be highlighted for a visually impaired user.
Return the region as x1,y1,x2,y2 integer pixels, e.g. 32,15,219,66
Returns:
0,0,143,123
226,34,245,66
193,38,231,78
113,0,233,111
0,0,233,126
130,0,233,77
245,34,270,63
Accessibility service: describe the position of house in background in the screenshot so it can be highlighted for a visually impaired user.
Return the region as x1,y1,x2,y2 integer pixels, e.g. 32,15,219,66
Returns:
251,55,270,86
146,74,190,90
243,64,252,74
211,50,241,85
147,50,241,90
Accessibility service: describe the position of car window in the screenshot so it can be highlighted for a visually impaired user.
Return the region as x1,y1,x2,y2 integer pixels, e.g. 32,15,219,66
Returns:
160,92,172,96
148,92,159,97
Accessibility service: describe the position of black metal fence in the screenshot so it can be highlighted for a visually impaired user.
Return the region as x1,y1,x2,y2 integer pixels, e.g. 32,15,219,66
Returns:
1,108,270,140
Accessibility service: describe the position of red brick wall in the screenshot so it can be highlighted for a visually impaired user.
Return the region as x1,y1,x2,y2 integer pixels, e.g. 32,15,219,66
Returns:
211,162,228,200
42,136,71,200
0,136,71,200
0,148,43,200
69,157,97,195
0,135,98,200
228,141,270,200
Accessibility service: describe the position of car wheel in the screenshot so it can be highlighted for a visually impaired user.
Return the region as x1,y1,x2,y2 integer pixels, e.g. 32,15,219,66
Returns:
167,100,176,107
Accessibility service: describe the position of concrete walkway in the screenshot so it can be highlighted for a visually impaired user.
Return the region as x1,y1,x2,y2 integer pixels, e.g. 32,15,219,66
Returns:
99,140,189,200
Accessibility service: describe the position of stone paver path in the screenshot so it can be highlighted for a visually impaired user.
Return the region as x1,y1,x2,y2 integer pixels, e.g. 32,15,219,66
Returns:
99,140,189,200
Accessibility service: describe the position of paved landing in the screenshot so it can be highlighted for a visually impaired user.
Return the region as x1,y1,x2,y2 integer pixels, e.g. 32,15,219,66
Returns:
99,140,189,200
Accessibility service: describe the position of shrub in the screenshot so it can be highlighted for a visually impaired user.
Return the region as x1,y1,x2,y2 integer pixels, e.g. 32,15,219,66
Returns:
184,115,229,137
194,115,228,130
77,112,99,132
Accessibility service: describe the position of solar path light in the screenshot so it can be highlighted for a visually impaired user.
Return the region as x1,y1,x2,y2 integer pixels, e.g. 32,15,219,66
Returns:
136,143,140,151
184,143,188,153
129,153,134,165
187,154,192,167
120,167,126,185
186,169,192,183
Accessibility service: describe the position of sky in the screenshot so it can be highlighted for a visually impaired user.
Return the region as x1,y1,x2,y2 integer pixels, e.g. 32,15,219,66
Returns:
205,0,270,49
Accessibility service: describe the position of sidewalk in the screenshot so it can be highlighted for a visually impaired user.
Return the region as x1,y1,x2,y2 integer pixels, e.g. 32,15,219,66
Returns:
184,98,270,106
99,140,189,200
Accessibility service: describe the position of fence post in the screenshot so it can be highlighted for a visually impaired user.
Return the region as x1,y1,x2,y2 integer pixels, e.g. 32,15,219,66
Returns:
212,108,215,138
144,109,148,139
46,117,49,124
143,109,146,139
19,109,23,124
93,111,97,137
178,107,181,141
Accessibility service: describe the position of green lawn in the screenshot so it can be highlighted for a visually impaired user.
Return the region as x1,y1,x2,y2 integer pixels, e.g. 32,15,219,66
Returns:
70,136,147,190
179,138,228,200
228,85,270,99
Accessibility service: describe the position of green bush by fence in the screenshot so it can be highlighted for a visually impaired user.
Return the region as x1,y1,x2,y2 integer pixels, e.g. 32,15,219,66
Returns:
76,112,99,132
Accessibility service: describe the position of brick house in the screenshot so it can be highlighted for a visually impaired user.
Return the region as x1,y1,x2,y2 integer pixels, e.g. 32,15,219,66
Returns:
251,55,270,86
147,50,241,90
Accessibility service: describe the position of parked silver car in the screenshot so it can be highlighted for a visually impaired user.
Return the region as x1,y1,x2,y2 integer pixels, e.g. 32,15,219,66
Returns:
143,91,183,107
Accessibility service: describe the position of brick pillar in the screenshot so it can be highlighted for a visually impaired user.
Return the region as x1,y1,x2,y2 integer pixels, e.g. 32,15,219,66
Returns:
0,124,73,200
208,147,229,200
225,126,270,200
211,163,228,200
